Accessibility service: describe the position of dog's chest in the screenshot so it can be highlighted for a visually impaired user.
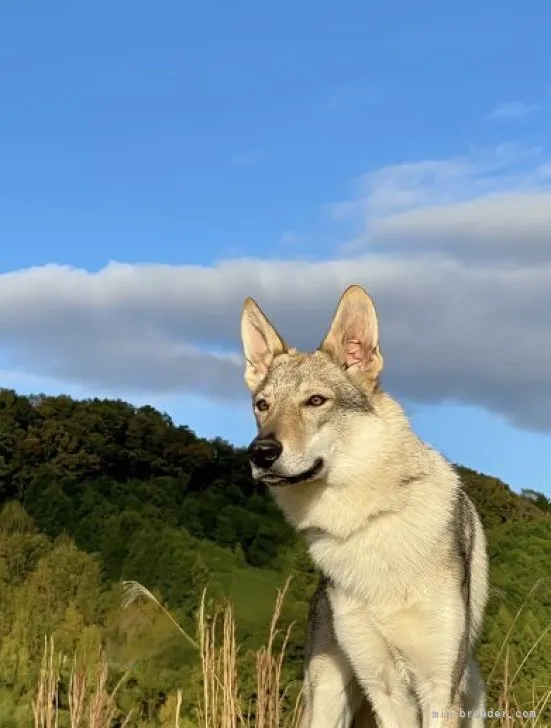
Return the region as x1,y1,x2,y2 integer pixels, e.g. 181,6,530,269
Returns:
305,522,416,608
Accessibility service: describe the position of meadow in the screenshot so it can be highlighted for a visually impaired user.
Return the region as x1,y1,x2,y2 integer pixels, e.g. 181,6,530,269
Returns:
0,389,548,726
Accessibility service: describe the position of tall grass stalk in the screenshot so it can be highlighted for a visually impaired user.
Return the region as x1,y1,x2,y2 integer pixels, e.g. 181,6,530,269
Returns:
31,639,134,728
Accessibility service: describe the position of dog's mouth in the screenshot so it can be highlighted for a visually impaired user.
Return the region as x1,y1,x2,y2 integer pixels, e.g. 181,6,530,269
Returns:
255,458,325,487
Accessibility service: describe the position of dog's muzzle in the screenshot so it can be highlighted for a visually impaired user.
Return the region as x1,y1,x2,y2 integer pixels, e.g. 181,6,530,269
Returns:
247,436,324,486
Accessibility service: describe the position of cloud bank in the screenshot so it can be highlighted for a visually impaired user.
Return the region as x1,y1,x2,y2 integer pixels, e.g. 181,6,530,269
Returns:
2,145,551,432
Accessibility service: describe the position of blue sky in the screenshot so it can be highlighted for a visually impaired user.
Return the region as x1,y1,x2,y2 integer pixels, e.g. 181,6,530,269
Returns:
1,0,551,496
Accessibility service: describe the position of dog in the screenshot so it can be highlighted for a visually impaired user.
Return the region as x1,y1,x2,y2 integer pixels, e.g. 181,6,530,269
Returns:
239,285,489,728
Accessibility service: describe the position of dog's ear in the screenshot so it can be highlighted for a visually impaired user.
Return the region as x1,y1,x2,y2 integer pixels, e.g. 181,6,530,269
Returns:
320,285,383,386
241,297,287,391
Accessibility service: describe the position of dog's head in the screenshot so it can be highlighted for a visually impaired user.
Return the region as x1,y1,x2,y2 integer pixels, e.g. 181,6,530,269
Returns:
240,285,385,487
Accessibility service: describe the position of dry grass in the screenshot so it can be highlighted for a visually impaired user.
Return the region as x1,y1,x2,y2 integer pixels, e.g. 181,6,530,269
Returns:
194,577,303,728
487,578,551,728
122,576,303,728
32,636,134,728
124,576,549,728
491,644,551,728
32,636,62,728
32,578,549,727
121,580,199,651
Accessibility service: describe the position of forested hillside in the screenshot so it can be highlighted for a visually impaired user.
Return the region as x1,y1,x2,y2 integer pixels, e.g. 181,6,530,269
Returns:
0,388,549,726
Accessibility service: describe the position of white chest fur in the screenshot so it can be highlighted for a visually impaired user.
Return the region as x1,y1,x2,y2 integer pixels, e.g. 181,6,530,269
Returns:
305,516,424,610
271,469,456,614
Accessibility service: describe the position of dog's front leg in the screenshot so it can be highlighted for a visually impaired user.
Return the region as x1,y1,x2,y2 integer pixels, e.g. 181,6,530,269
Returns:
415,658,486,728
302,645,364,728
409,597,474,728
330,592,419,728
303,580,375,728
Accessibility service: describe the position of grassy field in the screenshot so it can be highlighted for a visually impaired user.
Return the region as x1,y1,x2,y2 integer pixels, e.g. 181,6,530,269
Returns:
32,579,550,728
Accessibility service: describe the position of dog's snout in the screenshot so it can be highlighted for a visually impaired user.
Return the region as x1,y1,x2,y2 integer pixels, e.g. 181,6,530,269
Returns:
248,437,283,469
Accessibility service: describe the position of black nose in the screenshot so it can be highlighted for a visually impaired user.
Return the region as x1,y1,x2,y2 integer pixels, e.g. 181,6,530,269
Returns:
248,437,283,469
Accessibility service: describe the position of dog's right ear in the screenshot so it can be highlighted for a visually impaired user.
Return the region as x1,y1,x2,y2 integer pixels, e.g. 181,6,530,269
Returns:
240,298,287,391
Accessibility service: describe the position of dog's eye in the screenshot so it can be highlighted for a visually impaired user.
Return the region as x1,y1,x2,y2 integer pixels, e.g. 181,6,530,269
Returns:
255,398,269,412
306,395,327,407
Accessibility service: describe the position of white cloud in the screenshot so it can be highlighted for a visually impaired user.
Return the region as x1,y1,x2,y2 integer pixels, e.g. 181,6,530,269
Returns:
333,144,546,222
371,191,551,264
489,101,542,120
1,144,551,433
1,252,551,433
334,144,551,263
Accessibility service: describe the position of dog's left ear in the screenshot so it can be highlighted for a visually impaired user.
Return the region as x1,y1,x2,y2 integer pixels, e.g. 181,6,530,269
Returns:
241,297,287,391
320,285,383,386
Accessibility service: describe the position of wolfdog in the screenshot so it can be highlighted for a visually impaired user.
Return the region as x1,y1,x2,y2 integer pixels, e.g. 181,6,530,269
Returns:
240,285,489,728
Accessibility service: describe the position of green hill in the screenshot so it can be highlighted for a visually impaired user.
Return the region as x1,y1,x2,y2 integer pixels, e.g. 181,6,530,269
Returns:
0,388,549,726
